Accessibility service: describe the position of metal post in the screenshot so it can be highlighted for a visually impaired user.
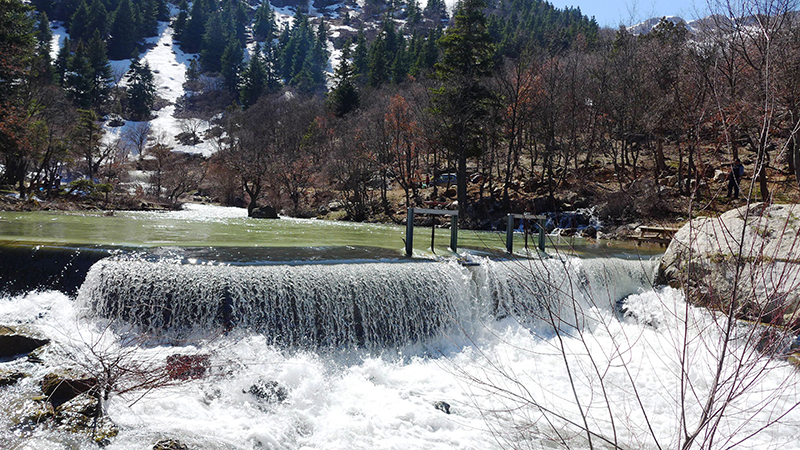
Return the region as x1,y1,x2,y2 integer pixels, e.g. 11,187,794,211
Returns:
538,217,546,252
406,208,414,256
450,213,458,253
505,213,514,253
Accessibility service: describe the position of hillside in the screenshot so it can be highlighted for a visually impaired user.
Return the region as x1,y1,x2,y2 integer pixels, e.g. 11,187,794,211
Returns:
1,0,799,237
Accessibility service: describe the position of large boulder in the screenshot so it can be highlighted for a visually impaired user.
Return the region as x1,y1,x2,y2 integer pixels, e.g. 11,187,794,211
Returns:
657,203,800,327
41,370,98,407
250,205,279,219
0,326,49,358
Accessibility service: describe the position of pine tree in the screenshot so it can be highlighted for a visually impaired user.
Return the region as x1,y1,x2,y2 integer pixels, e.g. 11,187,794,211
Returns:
139,0,159,38
87,30,112,108
220,38,243,94
390,33,408,83
108,0,139,59
180,0,208,53
327,45,359,117
126,56,155,120
65,41,94,108
367,35,388,87
406,0,421,24
201,14,227,72
69,0,89,42
352,28,368,83
55,37,72,84
87,0,109,39
71,109,103,179
263,40,281,92
240,44,266,107
433,0,495,219
173,0,189,41
253,3,276,42
34,12,54,84
423,0,447,23
155,0,169,21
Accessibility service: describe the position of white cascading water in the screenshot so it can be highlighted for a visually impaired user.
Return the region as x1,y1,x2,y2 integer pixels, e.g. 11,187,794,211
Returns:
76,256,658,347
4,255,799,450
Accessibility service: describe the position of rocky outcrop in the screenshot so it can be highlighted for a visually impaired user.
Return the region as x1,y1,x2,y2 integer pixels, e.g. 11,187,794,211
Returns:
250,205,279,219
657,203,800,327
41,370,98,407
54,393,119,443
246,379,288,404
154,439,190,450
0,326,49,358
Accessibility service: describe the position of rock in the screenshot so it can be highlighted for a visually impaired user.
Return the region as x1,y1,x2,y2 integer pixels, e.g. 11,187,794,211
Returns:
270,0,306,8
250,205,279,219
0,370,27,386
41,371,98,407
13,395,55,427
313,0,338,8
154,439,190,450
433,400,451,414
166,354,210,380
55,393,119,443
0,325,49,358
246,379,288,404
657,203,800,327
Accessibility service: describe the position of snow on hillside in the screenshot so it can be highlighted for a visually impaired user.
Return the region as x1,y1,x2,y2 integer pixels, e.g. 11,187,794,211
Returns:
103,21,220,157
50,0,462,159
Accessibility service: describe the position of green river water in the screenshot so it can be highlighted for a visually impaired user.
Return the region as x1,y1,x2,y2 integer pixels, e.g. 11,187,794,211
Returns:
0,204,663,260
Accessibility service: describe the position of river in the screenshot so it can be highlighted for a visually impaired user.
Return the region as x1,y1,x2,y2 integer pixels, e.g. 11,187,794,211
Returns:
0,204,797,449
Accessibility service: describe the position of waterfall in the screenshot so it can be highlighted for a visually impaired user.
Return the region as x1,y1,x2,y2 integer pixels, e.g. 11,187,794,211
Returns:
77,255,658,347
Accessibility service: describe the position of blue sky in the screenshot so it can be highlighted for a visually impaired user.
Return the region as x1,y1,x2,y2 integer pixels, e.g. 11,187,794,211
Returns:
546,0,707,28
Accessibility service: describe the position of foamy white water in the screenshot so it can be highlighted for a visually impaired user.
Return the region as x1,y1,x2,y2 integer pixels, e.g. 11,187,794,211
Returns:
1,255,799,450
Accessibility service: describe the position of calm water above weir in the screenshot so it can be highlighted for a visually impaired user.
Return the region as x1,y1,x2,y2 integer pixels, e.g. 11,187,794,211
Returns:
0,203,663,260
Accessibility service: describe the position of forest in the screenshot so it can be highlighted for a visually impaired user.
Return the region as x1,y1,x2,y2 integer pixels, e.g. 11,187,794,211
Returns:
1,0,799,230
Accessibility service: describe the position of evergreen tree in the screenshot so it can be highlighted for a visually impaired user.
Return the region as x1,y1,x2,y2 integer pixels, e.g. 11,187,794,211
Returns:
180,0,209,53
173,0,189,41
126,55,155,120
71,109,103,179
220,38,243,94
87,0,109,39
68,0,89,42
201,14,227,72
138,0,159,38
108,0,139,59
253,3,276,42
0,0,37,191
352,28,368,83
390,33,408,83
262,40,281,92
65,41,94,108
228,0,248,47
155,0,169,21
367,34,388,87
55,36,72,84
240,44,266,107
34,12,54,83
406,0,421,24
433,0,495,219
87,30,112,108
423,0,447,23
327,45,359,117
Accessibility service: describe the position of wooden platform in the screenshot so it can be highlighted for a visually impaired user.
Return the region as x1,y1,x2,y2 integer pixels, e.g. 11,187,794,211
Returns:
637,226,680,245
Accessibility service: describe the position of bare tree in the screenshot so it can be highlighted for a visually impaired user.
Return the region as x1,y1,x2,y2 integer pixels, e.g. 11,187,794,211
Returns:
123,122,152,161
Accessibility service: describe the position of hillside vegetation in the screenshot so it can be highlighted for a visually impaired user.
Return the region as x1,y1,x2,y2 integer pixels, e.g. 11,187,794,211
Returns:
1,0,799,234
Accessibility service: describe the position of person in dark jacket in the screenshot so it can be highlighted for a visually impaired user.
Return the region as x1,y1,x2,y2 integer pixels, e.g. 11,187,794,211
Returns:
727,158,744,199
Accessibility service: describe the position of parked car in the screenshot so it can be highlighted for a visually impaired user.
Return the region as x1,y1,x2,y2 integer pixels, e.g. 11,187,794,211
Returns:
434,173,457,186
